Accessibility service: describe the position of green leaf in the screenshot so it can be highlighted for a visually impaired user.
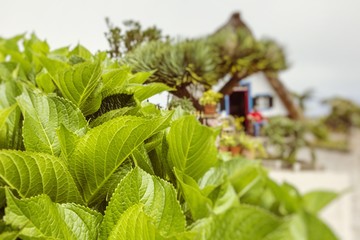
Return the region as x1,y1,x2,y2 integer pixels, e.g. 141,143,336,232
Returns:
86,93,138,121
267,180,303,215
167,116,217,180
303,190,338,214
4,190,102,240
0,107,22,150
101,68,133,97
0,219,19,240
0,63,16,82
35,71,56,93
107,204,163,240
131,143,155,174
69,113,172,206
129,71,154,84
262,217,299,240
102,159,133,203
89,106,140,128
131,82,174,101
144,132,164,152
198,167,226,196
100,167,185,239
208,182,239,215
265,212,339,240
174,168,212,220
139,102,162,116
147,132,172,180
57,124,82,159
0,81,22,109
69,44,93,60
227,161,265,198
38,55,68,80
303,212,339,240
54,61,102,115
0,82,23,150
49,46,70,58
0,231,19,240
191,205,285,240
17,90,87,156
0,187,6,208
0,150,83,203
0,104,17,131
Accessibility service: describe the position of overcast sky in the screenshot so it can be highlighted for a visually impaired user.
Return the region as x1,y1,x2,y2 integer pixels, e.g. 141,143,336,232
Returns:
2,0,360,115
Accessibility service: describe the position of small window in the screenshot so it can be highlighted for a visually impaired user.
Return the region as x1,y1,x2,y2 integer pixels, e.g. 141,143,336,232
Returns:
253,94,273,110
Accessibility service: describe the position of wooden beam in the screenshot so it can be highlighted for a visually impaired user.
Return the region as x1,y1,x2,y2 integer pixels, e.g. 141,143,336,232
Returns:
264,71,303,120
219,70,250,95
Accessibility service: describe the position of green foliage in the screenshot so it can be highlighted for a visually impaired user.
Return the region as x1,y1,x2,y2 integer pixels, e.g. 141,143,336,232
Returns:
100,167,185,239
0,150,83,203
291,88,314,112
17,89,88,156
69,113,172,207
303,190,339,214
323,97,360,131
168,116,218,180
0,34,338,239
263,117,315,164
308,119,329,141
105,18,166,59
219,132,266,158
5,189,102,240
118,17,287,110
199,90,223,106
123,39,221,89
219,134,237,147
168,97,196,113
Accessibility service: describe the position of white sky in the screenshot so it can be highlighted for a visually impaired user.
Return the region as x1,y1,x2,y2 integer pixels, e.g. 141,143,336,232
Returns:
2,0,360,115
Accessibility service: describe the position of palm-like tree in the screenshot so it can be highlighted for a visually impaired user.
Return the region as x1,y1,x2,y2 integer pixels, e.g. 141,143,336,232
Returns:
112,13,293,112
291,88,314,113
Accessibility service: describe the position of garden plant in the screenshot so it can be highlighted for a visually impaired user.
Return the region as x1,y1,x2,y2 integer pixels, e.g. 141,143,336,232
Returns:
0,34,339,239
108,14,290,113
263,117,317,167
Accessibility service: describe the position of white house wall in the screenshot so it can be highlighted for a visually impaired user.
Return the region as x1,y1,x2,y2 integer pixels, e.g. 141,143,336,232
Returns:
245,73,288,117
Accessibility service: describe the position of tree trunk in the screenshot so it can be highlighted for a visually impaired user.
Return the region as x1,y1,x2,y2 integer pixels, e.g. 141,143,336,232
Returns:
264,71,303,120
219,70,250,95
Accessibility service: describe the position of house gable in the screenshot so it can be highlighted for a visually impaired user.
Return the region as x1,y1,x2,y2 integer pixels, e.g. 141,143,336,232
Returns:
244,72,288,117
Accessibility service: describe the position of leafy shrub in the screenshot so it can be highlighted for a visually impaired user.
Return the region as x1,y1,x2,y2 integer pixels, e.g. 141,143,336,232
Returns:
199,90,223,106
323,97,360,132
263,117,315,164
168,97,196,113
0,34,339,239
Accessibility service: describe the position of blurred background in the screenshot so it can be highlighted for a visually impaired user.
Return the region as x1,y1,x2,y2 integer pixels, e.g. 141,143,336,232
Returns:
2,0,360,116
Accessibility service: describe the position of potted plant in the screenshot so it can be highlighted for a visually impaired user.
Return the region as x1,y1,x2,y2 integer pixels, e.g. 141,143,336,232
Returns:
219,134,237,153
199,90,223,115
237,132,267,159
230,142,242,156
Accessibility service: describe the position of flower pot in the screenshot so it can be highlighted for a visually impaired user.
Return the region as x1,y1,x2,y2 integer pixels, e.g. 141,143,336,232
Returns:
231,145,242,156
203,104,217,115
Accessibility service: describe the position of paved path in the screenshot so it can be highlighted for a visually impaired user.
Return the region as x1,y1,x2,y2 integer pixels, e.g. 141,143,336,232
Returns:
348,129,360,238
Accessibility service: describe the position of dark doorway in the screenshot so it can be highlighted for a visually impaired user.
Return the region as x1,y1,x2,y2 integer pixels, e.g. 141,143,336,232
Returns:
229,90,249,130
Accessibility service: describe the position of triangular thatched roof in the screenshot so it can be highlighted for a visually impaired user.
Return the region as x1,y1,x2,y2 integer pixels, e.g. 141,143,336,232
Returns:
215,12,303,120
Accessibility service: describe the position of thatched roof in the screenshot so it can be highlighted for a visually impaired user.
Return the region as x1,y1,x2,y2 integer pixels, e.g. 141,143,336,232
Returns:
215,12,303,120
